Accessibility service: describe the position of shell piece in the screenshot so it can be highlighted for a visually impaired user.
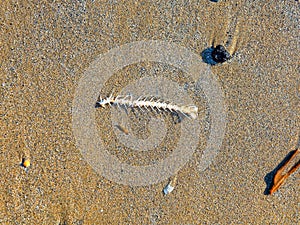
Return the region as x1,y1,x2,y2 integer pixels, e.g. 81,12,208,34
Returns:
163,183,175,195
163,176,177,195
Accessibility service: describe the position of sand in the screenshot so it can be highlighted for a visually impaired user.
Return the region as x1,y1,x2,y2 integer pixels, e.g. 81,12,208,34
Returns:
1,0,299,224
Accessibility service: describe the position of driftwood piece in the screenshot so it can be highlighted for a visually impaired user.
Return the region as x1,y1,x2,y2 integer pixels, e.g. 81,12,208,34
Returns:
269,149,300,194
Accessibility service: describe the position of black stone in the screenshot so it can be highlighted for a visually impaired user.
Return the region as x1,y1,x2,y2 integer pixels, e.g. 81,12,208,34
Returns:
211,45,231,63
95,102,101,108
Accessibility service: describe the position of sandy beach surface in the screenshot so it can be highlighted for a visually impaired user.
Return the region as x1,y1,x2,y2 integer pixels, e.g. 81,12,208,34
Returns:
1,1,299,224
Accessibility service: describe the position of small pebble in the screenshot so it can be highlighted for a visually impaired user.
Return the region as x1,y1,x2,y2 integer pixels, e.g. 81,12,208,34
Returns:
22,158,30,168
211,45,231,63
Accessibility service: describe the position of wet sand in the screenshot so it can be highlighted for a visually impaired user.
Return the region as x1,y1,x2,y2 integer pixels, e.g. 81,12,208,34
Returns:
1,1,299,224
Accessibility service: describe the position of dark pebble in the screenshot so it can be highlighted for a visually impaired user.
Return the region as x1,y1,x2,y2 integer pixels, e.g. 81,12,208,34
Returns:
95,102,101,108
211,45,231,63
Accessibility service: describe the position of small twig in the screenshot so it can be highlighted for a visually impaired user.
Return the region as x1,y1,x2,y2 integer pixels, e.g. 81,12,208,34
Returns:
269,149,300,194
115,124,129,135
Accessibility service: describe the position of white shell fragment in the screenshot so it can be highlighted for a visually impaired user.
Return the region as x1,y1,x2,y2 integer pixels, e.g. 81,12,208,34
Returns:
163,183,175,195
163,176,178,195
